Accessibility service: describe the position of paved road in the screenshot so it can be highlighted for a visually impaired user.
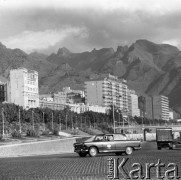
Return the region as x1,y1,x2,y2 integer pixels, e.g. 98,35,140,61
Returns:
0,142,181,180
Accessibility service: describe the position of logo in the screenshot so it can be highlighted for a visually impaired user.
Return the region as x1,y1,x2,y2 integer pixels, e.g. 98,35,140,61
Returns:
107,158,180,179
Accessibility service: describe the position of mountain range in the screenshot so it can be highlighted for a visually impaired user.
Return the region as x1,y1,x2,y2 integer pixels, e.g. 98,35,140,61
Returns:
0,39,181,115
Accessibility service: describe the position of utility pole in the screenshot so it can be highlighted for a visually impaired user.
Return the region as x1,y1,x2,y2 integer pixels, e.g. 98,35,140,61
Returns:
52,112,54,131
81,116,82,128
43,112,45,131
59,114,61,131
118,112,120,127
65,114,67,131
2,107,4,137
19,108,21,133
113,103,115,133
32,110,34,130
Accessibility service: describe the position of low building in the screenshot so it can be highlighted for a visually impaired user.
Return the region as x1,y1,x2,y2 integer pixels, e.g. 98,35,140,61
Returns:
39,99,65,110
68,103,108,114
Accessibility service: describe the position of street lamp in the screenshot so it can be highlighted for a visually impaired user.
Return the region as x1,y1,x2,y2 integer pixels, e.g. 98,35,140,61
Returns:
42,112,45,131
2,107,4,137
59,114,61,131
65,114,67,131
51,112,54,130
32,110,34,130
19,108,21,133
113,103,115,133
142,111,144,127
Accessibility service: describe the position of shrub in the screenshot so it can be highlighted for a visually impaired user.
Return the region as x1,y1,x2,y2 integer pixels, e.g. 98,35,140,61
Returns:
0,134,2,140
53,128,59,136
41,130,50,136
11,130,22,138
26,129,39,137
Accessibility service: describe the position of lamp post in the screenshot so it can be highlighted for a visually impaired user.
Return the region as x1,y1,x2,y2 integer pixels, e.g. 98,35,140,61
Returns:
65,114,67,131
142,111,144,127
19,108,21,133
113,103,115,133
2,107,4,137
43,112,45,131
59,114,61,131
32,110,34,130
51,112,54,131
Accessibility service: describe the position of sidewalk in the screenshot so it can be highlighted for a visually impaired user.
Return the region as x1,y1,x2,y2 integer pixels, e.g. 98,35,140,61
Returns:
0,136,76,158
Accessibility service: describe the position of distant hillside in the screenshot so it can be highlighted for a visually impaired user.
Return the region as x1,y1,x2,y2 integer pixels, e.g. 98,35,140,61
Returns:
0,40,181,114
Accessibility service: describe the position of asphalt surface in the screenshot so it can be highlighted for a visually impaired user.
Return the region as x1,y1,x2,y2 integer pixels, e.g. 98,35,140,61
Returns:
0,142,181,180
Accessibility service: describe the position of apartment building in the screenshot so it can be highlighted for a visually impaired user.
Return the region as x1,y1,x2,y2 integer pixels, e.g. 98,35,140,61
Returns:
152,95,169,121
0,82,7,103
128,89,140,117
85,74,128,112
8,67,39,109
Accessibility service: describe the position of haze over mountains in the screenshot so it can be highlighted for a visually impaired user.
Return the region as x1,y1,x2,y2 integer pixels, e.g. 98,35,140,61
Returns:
1,39,181,114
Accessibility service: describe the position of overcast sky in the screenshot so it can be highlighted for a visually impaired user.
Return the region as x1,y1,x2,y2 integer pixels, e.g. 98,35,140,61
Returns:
0,0,181,54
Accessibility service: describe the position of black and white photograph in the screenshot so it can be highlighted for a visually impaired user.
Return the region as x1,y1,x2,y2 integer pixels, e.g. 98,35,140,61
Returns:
0,0,181,179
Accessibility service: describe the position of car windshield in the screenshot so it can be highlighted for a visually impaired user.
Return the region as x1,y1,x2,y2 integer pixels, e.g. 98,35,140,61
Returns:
84,136,96,142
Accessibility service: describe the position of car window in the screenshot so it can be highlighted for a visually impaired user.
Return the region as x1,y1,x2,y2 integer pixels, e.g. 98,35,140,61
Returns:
113,134,127,140
84,136,95,142
94,135,104,141
105,135,114,141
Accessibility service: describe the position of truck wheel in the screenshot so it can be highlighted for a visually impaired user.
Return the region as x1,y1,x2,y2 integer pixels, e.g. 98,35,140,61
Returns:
125,147,133,155
169,143,173,150
78,152,87,157
89,147,98,157
115,152,122,156
157,147,161,150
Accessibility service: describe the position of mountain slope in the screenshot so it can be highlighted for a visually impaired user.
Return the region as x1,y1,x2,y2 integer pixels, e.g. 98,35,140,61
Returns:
0,40,181,114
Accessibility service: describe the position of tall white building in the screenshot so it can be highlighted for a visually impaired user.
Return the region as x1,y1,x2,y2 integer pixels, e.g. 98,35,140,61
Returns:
152,95,169,121
85,74,128,112
8,67,39,109
128,89,140,117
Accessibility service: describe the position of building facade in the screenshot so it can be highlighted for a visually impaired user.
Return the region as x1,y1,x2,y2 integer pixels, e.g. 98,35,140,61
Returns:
0,82,7,103
8,67,39,109
68,103,108,114
128,89,140,117
85,74,128,112
152,95,169,121
145,96,153,119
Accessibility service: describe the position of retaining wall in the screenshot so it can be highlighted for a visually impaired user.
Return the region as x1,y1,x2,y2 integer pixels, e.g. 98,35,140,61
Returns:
0,138,76,157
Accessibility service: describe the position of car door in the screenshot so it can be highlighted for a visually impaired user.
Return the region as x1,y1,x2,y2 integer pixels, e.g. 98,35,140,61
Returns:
92,135,104,152
114,134,127,151
101,135,116,152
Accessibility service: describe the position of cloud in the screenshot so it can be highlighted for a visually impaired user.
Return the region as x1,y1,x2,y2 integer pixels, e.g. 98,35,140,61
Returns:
2,27,88,53
1,0,181,53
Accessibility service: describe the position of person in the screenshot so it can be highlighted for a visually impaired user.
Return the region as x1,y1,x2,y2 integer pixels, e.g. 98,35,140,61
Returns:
107,136,113,141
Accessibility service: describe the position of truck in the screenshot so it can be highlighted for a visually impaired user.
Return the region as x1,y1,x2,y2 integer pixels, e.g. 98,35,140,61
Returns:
156,128,173,150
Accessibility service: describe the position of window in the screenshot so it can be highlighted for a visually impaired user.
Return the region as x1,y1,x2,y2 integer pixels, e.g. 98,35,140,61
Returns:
105,135,114,141
114,134,127,140
94,135,104,141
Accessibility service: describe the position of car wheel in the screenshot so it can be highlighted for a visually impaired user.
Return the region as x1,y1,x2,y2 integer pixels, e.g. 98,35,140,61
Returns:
115,152,122,156
78,152,87,157
89,147,98,157
125,147,133,155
